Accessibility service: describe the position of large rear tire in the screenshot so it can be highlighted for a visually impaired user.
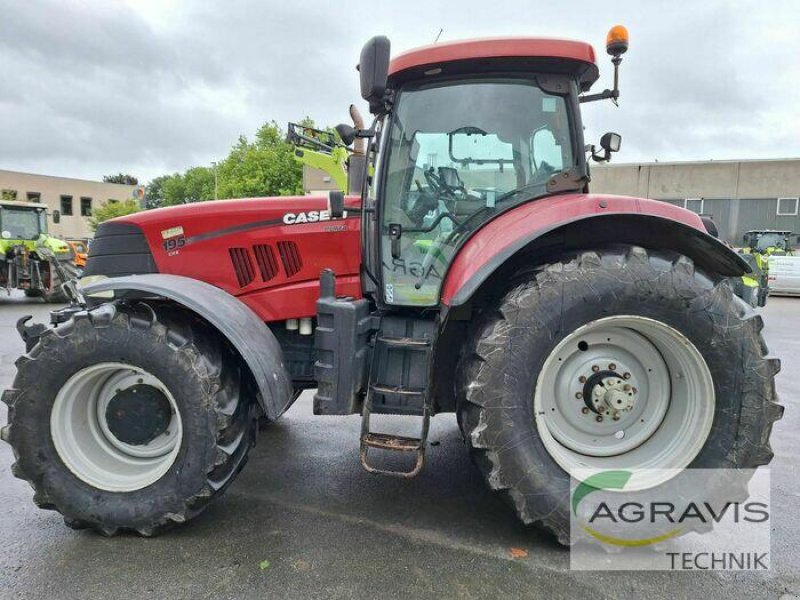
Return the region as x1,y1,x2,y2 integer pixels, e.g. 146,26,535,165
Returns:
1,301,257,536
457,247,782,544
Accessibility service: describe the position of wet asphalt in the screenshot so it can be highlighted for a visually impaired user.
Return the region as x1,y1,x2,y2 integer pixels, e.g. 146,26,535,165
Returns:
0,291,798,599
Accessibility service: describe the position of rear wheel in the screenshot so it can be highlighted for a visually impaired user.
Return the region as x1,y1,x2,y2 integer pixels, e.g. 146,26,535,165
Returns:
2,301,257,535
457,247,782,543
41,260,80,303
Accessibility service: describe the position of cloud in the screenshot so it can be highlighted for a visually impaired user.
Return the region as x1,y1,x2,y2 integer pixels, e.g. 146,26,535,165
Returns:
0,0,797,182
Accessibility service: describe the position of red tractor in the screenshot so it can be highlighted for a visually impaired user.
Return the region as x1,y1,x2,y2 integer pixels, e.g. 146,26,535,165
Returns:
2,29,782,543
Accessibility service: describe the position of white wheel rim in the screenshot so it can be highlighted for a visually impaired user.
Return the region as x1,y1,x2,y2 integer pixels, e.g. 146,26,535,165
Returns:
51,362,182,492
534,316,715,490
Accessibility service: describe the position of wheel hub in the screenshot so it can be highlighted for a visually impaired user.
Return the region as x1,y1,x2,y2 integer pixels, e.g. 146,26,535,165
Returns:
105,384,172,446
50,363,183,492
533,316,716,490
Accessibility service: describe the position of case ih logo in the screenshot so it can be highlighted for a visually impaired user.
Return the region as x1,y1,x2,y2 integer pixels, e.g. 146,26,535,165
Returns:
283,210,346,225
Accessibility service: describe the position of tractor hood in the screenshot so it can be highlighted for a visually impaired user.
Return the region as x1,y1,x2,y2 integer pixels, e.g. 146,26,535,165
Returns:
84,195,364,321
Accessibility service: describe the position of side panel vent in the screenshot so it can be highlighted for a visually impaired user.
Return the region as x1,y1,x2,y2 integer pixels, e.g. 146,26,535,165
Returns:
253,244,279,281
277,241,303,277
229,247,255,287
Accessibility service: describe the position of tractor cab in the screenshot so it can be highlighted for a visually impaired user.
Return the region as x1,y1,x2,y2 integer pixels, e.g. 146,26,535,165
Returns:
0,200,49,243
742,229,795,256
347,34,626,308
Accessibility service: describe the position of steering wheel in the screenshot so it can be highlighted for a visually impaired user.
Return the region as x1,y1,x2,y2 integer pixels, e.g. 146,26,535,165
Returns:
424,168,446,194
404,181,440,227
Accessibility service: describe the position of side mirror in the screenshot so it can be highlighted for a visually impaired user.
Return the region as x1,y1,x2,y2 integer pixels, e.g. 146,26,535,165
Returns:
335,123,356,147
329,191,345,219
347,155,366,195
600,132,622,153
52,210,61,224
358,36,391,114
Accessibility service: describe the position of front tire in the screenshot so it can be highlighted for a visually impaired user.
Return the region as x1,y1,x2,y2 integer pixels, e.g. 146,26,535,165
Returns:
457,247,782,544
1,301,256,536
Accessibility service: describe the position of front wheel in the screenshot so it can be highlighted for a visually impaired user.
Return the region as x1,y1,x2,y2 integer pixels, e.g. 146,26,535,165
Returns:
2,301,257,536
457,247,782,544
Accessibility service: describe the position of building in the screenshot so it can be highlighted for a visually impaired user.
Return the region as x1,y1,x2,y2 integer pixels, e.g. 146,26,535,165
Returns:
302,166,339,196
591,158,800,244
0,169,139,239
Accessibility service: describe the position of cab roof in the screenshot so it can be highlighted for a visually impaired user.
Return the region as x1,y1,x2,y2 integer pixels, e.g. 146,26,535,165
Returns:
0,200,46,210
388,37,599,91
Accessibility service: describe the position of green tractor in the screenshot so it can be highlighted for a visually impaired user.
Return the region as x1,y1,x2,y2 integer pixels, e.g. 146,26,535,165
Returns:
287,105,369,195
0,200,80,303
738,230,796,306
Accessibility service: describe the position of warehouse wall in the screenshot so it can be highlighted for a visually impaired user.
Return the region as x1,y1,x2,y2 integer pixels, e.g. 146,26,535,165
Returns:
591,159,800,245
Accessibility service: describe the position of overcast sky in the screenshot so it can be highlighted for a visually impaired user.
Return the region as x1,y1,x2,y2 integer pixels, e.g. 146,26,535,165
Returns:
1,0,798,183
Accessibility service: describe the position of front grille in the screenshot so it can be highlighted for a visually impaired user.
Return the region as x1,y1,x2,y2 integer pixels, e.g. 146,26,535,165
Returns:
277,241,303,277
229,247,255,287
253,244,279,281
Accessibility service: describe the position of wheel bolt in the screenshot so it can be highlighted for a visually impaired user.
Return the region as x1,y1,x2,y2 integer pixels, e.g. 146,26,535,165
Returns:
581,407,589,414
592,365,600,372
623,384,631,391
612,415,620,421
623,372,631,380
579,375,587,383
608,363,617,371
595,415,603,423
137,378,143,384
575,392,583,399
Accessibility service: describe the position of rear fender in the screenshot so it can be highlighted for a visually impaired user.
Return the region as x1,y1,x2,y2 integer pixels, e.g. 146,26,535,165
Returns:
81,274,293,420
441,194,751,309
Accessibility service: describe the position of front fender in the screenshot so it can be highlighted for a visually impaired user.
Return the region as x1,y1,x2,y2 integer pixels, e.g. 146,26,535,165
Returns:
441,193,750,307
82,274,293,420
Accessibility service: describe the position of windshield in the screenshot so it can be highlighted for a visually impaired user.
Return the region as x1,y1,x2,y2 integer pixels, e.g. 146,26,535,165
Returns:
0,207,43,241
380,77,575,306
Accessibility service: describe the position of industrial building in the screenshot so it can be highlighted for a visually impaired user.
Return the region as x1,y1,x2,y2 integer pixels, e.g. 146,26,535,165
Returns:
591,158,800,244
303,157,799,246
0,169,139,239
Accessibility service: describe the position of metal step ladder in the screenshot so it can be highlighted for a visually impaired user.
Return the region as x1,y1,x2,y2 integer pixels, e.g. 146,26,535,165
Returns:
359,333,432,478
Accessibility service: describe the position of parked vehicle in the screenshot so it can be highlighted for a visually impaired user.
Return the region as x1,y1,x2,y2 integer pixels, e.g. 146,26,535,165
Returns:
739,230,797,305
2,29,781,544
0,200,80,302
768,255,800,296
287,104,367,195
65,239,89,270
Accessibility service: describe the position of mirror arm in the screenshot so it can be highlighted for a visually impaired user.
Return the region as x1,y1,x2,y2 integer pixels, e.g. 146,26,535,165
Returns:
589,145,611,163
579,56,622,105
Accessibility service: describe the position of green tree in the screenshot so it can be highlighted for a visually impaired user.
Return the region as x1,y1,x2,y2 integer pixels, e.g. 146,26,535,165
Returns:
144,174,170,209
103,173,139,185
216,122,302,199
182,166,215,202
161,173,188,206
88,200,141,231
143,120,305,207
